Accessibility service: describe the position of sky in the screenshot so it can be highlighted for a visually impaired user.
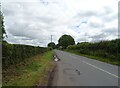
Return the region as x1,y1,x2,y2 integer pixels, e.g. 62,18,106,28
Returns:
1,0,119,47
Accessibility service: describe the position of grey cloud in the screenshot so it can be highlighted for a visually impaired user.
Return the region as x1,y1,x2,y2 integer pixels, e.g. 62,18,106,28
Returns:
76,33,90,42
34,16,56,24
118,1,120,38
21,38,33,40
89,21,104,28
89,33,108,42
104,6,113,14
102,12,117,22
76,37,88,42
102,28,118,36
2,0,118,46
76,6,114,18
76,11,97,17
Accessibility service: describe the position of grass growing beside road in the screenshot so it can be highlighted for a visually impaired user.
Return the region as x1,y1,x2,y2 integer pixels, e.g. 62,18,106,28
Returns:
65,50,119,66
3,51,55,86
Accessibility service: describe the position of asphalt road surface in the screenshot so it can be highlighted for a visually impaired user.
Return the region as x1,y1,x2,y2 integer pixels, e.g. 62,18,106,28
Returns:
52,50,119,86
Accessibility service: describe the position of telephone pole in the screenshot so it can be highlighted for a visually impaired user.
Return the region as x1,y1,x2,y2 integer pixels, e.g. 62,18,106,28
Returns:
51,35,53,42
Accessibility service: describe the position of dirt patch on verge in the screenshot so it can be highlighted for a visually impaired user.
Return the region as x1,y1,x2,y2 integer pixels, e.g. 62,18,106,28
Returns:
35,62,57,87
47,63,57,87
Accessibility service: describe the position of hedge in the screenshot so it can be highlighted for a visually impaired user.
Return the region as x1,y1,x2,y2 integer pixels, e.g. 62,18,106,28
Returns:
67,39,120,63
2,43,50,68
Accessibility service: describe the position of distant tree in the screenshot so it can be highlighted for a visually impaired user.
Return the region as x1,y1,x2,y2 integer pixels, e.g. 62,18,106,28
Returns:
58,34,75,49
47,42,56,49
0,6,7,42
55,44,59,49
77,42,80,45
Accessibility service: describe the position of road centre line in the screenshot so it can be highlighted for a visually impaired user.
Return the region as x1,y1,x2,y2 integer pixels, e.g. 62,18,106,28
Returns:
82,61,119,78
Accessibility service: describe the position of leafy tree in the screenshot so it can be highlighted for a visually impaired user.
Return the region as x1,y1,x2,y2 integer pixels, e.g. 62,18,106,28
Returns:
47,42,56,49
58,34,75,49
0,6,6,42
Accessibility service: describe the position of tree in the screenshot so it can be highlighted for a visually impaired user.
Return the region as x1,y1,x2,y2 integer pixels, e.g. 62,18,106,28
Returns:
55,44,59,49
0,5,6,42
58,34,75,49
47,42,56,49
77,42,80,45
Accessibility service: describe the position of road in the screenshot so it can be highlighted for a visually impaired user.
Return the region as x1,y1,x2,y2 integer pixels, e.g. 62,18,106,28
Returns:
52,50,119,86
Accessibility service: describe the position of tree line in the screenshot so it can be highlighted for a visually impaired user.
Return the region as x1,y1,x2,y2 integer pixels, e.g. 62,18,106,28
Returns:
48,34,119,65
47,34,75,49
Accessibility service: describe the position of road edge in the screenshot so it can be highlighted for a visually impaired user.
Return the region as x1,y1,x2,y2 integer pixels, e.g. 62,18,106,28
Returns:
47,62,57,87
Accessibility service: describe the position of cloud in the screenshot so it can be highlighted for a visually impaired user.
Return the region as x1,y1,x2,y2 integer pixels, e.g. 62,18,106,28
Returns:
1,0,119,46
88,17,104,28
89,33,108,42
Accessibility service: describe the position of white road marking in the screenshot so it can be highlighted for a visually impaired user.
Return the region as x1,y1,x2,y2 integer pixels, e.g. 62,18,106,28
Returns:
82,61,119,78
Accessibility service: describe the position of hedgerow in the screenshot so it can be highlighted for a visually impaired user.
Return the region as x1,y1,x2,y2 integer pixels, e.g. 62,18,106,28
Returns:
67,39,120,65
2,43,50,68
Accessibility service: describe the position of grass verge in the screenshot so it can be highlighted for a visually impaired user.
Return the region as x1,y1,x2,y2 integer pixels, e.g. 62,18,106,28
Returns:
2,51,55,86
65,50,119,66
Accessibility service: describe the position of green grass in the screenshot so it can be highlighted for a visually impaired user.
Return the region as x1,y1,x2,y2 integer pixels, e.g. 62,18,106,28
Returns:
65,50,119,66
2,51,55,86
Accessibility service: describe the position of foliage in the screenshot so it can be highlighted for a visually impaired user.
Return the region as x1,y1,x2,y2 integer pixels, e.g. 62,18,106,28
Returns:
2,43,50,68
58,34,75,49
47,42,56,49
67,39,120,65
0,7,6,41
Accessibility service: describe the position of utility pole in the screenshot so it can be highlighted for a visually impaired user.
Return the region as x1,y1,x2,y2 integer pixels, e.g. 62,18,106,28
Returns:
51,35,53,43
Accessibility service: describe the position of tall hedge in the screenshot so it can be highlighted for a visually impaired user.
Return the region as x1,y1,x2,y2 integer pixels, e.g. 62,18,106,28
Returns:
2,43,50,68
67,39,120,64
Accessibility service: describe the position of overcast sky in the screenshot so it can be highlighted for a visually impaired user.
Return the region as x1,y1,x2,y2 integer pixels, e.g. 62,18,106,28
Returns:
1,0,119,47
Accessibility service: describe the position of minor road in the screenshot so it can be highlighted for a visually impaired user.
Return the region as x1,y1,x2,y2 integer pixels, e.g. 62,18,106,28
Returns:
52,50,119,86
